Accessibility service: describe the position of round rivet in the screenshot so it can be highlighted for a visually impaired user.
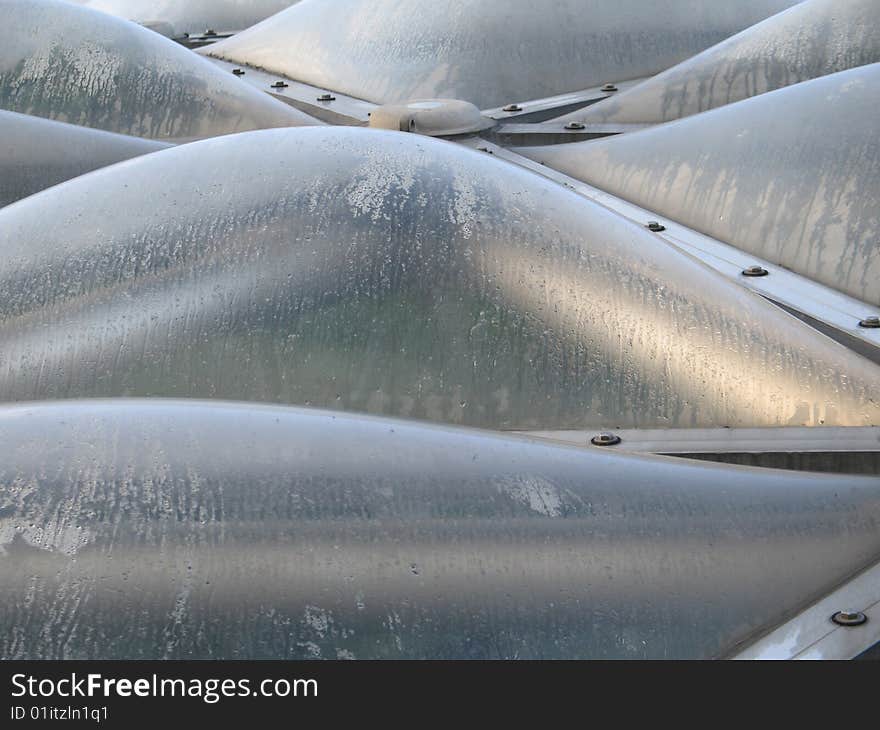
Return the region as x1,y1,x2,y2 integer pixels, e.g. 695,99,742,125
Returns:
232,68,245,76
601,84,618,92
742,265,769,277
646,221,666,232
270,81,289,89
858,315,880,329
564,121,586,130
831,610,867,627
317,93,336,102
591,433,621,447
502,104,522,113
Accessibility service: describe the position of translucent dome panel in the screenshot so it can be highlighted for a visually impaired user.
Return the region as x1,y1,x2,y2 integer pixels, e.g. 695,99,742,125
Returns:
2,400,880,660
71,1,300,36
560,0,880,124
520,66,880,306
0,111,168,208
203,0,801,109
0,127,878,430
0,0,317,141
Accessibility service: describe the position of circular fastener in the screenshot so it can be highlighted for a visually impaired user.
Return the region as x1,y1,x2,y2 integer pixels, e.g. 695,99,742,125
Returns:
646,221,666,232
232,68,245,76
601,84,618,92
317,93,336,102
831,610,867,627
742,265,769,277
502,104,523,113
564,121,586,130
591,433,621,447
858,315,880,329
270,81,289,89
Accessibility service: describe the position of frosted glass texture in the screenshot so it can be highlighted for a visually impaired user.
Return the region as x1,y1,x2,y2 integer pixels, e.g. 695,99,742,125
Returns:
559,0,880,124
521,66,880,305
2,400,879,659
72,0,300,36
0,110,168,208
204,0,800,109
0,0,316,142
0,127,878,429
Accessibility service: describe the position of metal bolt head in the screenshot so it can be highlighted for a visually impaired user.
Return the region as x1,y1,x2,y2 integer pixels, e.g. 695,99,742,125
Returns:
232,68,245,76
270,81,289,89
831,610,868,627
742,265,769,277
858,315,880,329
502,104,523,113
646,221,666,232
591,433,621,447
317,93,336,102
564,121,586,130
601,84,618,92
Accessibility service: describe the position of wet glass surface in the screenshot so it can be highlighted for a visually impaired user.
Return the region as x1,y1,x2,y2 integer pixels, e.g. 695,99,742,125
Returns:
0,126,878,430
1,400,879,659
0,0,317,142
558,0,880,124
520,65,880,306
0,110,168,208
204,0,800,109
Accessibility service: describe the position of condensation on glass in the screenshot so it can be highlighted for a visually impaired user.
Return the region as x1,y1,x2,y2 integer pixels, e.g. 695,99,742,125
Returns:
0,0,317,142
0,126,878,430
520,65,880,306
2,399,880,660
203,0,801,109
0,110,168,208
556,0,880,125
70,0,300,36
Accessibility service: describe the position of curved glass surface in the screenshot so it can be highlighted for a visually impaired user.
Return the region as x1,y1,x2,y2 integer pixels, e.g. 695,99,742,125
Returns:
0,126,878,430
559,0,880,124
521,65,880,306
2,399,879,660
0,0,317,142
71,1,299,36
204,0,800,109
0,110,168,208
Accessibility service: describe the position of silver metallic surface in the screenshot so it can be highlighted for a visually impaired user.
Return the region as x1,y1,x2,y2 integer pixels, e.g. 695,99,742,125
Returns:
523,426,880,455
368,99,493,136
203,0,800,110
205,57,376,124
70,0,300,36
1,399,880,660
559,0,880,124
0,110,168,208
0,0,317,142
1,127,880,429
735,559,880,659
518,65,880,306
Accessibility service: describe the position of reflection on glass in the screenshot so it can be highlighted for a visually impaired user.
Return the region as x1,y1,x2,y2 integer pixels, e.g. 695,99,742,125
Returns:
558,0,880,124
521,65,880,305
205,0,800,108
0,127,878,429
0,0,317,142
2,399,879,659
71,0,300,36
0,110,168,208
